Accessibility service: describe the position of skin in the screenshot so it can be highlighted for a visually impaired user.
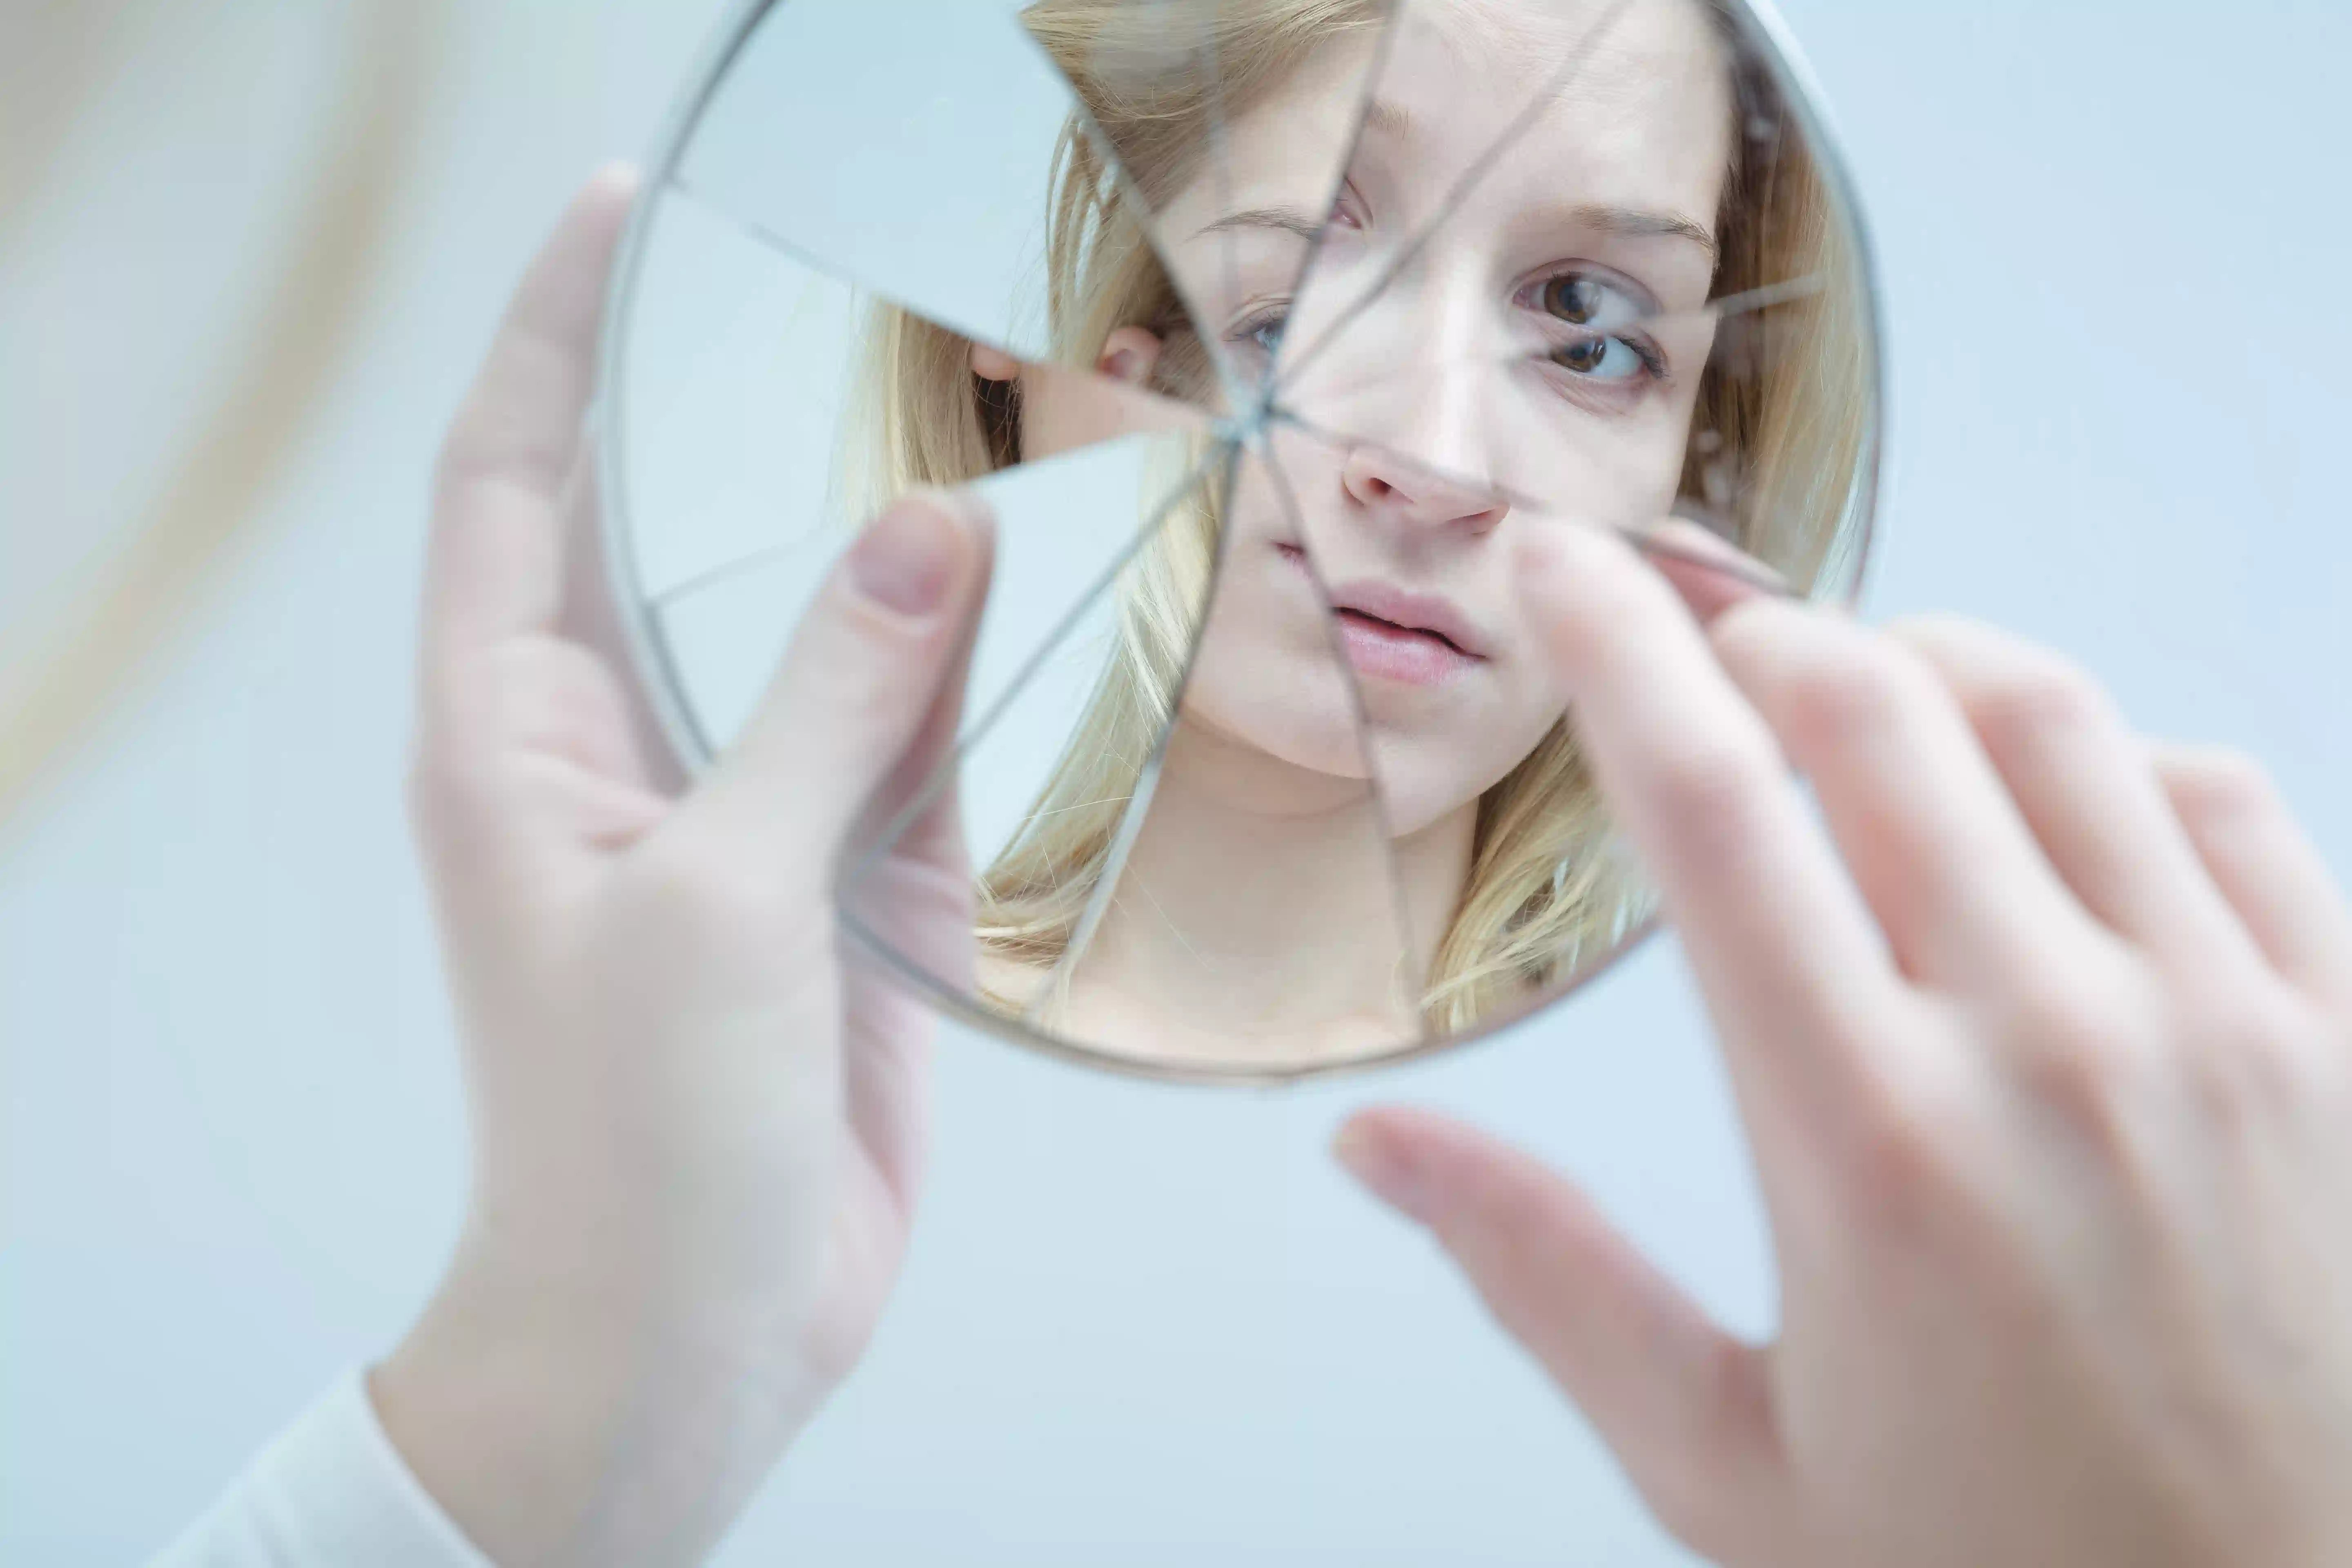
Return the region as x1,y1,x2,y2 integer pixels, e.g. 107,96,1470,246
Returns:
1165,0,1731,835
975,0,1735,1059
1338,528,2352,1568
378,169,2352,1567
374,172,995,1567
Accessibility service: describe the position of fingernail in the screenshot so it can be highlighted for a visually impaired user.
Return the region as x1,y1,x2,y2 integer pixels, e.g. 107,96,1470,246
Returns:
1334,1121,1440,1225
849,498,962,617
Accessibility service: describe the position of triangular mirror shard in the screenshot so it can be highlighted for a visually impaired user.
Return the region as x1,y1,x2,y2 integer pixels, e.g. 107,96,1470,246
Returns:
835,436,1238,1020
1013,0,1399,418
1009,437,1431,1075
624,167,1218,759
673,0,1084,362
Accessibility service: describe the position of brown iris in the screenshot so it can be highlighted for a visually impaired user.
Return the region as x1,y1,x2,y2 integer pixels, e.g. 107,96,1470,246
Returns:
1553,335,1608,372
1542,274,1604,324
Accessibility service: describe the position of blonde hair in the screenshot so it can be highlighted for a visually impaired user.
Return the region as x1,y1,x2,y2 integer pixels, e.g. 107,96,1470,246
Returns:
854,0,1871,1032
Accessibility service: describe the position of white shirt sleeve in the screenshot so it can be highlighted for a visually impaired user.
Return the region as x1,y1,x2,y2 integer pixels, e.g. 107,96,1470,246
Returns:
149,1371,496,1568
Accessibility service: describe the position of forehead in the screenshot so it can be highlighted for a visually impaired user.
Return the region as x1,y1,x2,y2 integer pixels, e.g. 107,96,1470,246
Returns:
1372,0,1732,221
1201,0,1733,227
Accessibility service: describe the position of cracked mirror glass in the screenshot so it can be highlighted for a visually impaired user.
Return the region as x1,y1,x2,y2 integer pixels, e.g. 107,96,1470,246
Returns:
602,0,1882,1081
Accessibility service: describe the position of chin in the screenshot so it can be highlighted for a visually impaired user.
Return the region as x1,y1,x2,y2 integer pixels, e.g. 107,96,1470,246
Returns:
1263,710,1379,784
1366,725,1536,840
1364,763,1473,840
1187,697,1373,788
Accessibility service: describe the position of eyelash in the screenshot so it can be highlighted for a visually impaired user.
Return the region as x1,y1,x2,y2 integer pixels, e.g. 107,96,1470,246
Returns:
1226,303,1290,360
1217,278,1669,390
1556,327,1669,380
1527,270,1669,390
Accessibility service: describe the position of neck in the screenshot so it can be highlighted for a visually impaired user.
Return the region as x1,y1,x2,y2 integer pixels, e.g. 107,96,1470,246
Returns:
1061,717,1477,1066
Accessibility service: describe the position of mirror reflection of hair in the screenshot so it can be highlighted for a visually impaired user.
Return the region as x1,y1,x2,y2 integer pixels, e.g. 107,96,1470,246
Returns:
848,0,1870,1039
0,0,440,830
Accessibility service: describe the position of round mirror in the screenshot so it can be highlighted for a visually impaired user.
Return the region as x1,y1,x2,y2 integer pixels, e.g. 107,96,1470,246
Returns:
598,0,1882,1082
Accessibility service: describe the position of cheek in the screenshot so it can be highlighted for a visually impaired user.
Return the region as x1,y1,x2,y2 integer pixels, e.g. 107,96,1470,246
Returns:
1016,369,1140,461
1179,571,1371,781
1514,416,1695,532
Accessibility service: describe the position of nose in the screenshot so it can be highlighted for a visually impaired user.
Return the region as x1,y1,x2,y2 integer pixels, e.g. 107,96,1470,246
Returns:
1339,444,1510,535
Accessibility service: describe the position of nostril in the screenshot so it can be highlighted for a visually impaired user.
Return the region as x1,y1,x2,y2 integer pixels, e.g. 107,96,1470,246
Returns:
1341,444,1507,533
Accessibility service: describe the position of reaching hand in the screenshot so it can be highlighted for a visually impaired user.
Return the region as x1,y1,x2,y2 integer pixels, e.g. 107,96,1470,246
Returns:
1340,521,2352,1568
372,169,996,1568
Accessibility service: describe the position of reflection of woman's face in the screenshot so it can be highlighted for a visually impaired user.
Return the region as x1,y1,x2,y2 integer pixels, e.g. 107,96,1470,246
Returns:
1037,0,1735,835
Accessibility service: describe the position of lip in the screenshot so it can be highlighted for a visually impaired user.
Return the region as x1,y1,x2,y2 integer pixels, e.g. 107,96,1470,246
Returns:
1276,544,1490,687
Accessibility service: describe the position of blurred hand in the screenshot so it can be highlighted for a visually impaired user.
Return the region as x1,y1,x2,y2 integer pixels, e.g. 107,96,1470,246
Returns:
372,170,995,1568
1339,523,2352,1568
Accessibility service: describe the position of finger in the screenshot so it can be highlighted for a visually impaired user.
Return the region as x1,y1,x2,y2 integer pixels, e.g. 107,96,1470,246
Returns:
1633,517,1789,626
852,509,997,878
2153,744,2352,1008
424,167,637,668
672,490,993,884
1336,1107,1788,1562
1519,524,1899,1140
1711,598,2105,992
835,515,996,1205
1893,618,2261,969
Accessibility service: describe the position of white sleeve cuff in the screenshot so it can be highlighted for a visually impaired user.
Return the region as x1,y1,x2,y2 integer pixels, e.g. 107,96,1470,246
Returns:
150,1370,496,1568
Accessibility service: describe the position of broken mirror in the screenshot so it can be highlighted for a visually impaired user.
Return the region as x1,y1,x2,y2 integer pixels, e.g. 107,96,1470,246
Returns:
595,0,1883,1081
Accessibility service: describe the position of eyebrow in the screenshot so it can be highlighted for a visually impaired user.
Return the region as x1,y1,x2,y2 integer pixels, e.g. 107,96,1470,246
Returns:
1195,200,1717,261
1350,99,1715,265
1362,98,1415,140
1195,205,1325,241
1572,203,1719,261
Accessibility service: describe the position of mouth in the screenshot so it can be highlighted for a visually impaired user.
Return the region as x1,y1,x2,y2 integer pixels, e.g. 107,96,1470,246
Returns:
1275,544,1488,688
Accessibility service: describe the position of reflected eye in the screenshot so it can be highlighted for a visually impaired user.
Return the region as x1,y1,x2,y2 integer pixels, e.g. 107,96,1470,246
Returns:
1228,305,1289,361
1530,270,1664,388
1543,274,1608,325
1551,333,1650,381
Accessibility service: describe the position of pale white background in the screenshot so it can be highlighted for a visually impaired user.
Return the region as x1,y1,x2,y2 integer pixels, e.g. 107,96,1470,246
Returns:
4,2,2348,1563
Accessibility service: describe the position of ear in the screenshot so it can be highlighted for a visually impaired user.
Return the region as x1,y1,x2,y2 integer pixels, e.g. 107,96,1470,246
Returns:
1094,325,1164,388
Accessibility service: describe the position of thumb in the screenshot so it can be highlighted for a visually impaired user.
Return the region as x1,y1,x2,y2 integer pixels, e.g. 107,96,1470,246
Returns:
1335,1106,1790,1561
677,490,993,878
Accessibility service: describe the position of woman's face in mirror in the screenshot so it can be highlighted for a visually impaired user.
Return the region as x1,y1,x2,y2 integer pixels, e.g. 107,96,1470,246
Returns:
617,0,1878,1067
1020,0,1734,836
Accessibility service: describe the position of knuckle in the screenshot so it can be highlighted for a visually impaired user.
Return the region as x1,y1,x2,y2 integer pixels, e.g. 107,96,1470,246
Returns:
1703,592,1786,669
1829,1018,1980,1234
1753,631,1926,762
2003,962,2160,1139
436,384,570,502
1786,659,1906,755
1468,1160,1568,1250
1842,1082,1962,1233
2177,987,2334,1123
1647,735,1773,851
1548,557,1665,675
2164,747,2278,825
1968,657,2115,756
